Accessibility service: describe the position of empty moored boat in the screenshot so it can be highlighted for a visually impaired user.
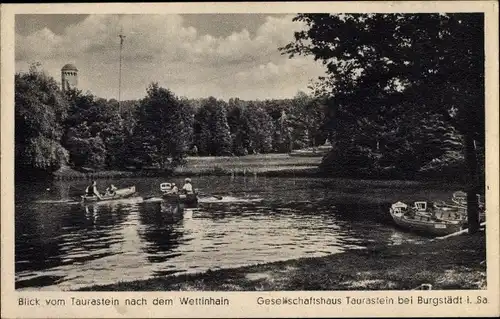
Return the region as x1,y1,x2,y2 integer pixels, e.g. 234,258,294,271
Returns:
451,190,485,208
443,191,486,222
390,201,464,236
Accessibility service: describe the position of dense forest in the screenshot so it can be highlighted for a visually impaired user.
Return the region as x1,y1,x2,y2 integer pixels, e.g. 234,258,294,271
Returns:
15,63,474,181
15,65,329,173
15,13,484,185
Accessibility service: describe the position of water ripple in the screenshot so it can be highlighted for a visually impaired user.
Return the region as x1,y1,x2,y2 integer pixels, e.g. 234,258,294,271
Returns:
15,176,434,290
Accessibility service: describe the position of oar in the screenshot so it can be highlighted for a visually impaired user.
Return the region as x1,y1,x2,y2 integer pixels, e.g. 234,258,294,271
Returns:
147,192,223,201
143,195,162,201
198,193,223,200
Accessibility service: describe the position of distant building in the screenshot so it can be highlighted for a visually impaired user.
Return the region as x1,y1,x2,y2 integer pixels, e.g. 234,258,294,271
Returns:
61,63,78,91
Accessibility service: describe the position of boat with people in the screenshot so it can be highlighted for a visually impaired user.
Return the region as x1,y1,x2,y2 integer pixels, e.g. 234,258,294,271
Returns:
160,181,198,208
81,186,137,203
162,192,199,206
389,201,464,236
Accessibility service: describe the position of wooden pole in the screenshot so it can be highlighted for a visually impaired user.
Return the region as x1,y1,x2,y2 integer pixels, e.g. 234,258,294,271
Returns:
434,222,486,240
118,32,126,114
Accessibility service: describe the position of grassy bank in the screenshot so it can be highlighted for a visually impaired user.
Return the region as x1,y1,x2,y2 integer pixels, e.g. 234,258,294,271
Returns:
52,166,175,180
51,154,471,182
53,154,323,180
80,231,486,291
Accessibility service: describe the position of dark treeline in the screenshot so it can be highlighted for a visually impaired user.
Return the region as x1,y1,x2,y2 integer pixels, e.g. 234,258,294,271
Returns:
15,62,474,182
279,13,485,184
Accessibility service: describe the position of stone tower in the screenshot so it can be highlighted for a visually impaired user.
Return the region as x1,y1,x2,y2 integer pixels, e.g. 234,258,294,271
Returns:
61,63,78,91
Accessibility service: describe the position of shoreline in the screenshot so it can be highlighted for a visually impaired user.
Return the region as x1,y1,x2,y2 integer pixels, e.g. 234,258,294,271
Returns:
46,154,324,181
17,154,467,182
78,231,486,291
46,169,469,185
50,167,323,181
44,167,468,184
16,153,464,183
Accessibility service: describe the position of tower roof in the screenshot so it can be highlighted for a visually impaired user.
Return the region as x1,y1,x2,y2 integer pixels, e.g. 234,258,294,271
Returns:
61,64,78,71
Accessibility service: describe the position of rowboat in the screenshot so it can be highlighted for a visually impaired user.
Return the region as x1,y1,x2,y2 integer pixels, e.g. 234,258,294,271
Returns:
390,201,464,236
432,201,467,221
445,191,486,222
451,190,485,208
81,186,137,202
160,182,198,208
162,192,198,208
430,201,486,226
451,191,467,206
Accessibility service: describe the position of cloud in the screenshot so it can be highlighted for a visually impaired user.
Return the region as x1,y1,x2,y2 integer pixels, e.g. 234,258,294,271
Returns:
15,14,325,100
233,56,325,98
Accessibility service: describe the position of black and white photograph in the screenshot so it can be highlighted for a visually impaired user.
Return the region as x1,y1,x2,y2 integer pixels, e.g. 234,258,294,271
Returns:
2,2,499,318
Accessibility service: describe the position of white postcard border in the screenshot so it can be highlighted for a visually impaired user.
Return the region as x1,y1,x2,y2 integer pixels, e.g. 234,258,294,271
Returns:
2,2,499,318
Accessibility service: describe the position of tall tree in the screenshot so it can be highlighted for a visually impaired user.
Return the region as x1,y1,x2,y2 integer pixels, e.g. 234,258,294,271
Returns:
63,90,125,169
227,98,247,155
133,83,193,169
64,122,107,168
194,100,213,156
15,63,69,174
241,103,274,154
281,13,484,232
210,98,233,156
288,91,328,149
194,97,232,156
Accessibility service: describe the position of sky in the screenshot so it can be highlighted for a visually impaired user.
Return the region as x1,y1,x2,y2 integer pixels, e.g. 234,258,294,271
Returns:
15,14,326,101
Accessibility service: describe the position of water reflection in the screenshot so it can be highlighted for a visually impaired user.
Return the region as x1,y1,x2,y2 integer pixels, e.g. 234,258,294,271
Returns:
84,205,98,226
16,201,130,289
15,176,456,290
138,201,185,265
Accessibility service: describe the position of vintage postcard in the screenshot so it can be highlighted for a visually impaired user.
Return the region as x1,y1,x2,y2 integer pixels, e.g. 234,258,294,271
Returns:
1,1,499,318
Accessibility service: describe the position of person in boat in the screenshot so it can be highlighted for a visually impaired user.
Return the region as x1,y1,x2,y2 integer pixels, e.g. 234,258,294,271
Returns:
170,183,179,194
162,183,172,193
85,180,102,199
105,184,118,196
182,178,194,194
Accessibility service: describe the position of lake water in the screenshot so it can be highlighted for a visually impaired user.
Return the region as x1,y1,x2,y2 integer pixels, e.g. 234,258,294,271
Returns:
15,176,460,291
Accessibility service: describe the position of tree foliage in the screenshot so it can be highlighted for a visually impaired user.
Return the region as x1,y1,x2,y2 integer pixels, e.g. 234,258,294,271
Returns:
62,89,124,168
15,63,69,172
240,103,274,154
130,83,193,169
194,97,232,156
